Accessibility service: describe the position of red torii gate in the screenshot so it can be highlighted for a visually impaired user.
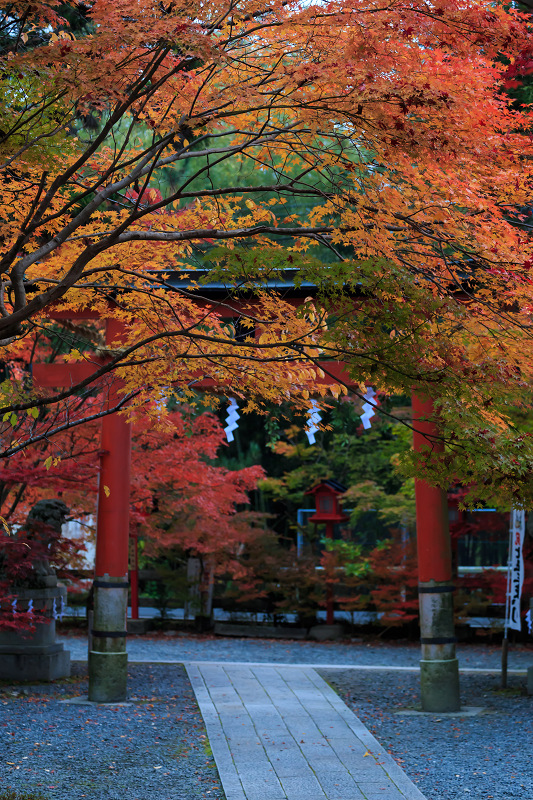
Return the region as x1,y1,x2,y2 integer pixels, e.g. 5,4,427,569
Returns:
34,306,458,712
34,314,131,701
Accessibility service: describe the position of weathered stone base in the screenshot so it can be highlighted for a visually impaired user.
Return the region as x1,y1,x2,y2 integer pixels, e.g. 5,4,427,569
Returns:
308,623,344,641
126,618,152,635
0,584,70,682
88,650,128,703
527,665,533,696
213,622,307,639
0,643,70,681
88,575,129,702
420,657,460,712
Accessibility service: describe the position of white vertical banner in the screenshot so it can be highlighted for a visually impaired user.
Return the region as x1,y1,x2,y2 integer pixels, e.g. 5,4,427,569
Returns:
506,508,525,632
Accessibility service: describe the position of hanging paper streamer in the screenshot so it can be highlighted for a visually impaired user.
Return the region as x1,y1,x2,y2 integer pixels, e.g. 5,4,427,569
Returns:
306,400,322,445
360,387,377,430
224,398,240,442
27,599,33,617
506,508,525,632
11,598,16,615
58,596,64,622
52,597,57,620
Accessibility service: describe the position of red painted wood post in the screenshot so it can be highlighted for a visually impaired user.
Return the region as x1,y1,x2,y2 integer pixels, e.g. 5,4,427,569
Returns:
412,393,460,712
325,520,335,625
88,318,132,703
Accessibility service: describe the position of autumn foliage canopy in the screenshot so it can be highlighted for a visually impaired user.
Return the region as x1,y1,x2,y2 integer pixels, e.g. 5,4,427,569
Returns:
1,0,533,504
0,403,265,629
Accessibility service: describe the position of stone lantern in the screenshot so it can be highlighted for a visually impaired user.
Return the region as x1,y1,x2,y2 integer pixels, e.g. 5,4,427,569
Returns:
0,499,71,681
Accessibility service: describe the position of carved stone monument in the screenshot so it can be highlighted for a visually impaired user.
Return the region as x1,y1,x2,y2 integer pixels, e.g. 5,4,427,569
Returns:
0,499,71,680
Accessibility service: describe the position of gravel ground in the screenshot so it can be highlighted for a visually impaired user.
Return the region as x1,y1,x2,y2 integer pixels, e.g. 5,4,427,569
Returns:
2,636,533,800
58,632,533,670
322,669,533,800
0,663,224,800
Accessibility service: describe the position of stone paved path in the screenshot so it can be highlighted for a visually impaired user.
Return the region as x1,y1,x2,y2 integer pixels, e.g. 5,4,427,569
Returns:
187,662,426,800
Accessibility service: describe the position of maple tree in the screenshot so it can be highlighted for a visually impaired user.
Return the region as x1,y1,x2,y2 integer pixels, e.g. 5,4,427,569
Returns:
0,390,262,535
0,389,266,628
1,0,533,508
0,407,264,530
129,409,265,614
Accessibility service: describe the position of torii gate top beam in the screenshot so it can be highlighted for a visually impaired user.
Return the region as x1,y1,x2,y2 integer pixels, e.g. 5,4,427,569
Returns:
33,270,359,391
162,267,324,300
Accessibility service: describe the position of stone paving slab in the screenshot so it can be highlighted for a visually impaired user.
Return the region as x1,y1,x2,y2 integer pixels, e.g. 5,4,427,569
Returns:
186,663,428,800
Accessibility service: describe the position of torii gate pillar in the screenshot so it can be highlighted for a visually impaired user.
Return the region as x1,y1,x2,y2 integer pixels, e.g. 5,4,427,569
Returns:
412,393,460,712
88,319,131,702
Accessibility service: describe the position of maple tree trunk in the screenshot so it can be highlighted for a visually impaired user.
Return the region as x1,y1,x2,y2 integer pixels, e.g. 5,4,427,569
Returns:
88,319,132,703
412,393,460,713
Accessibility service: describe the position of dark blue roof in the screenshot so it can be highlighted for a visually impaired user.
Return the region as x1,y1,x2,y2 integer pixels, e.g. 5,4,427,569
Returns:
306,479,347,495
161,268,320,298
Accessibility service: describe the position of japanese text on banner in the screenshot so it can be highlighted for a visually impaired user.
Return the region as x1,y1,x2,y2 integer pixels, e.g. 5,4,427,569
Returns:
507,508,525,632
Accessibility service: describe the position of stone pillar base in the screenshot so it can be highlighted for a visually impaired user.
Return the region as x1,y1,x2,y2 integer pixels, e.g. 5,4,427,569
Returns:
88,576,128,702
88,650,128,703
0,585,70,682
0,643,70,681
420,657,460,712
